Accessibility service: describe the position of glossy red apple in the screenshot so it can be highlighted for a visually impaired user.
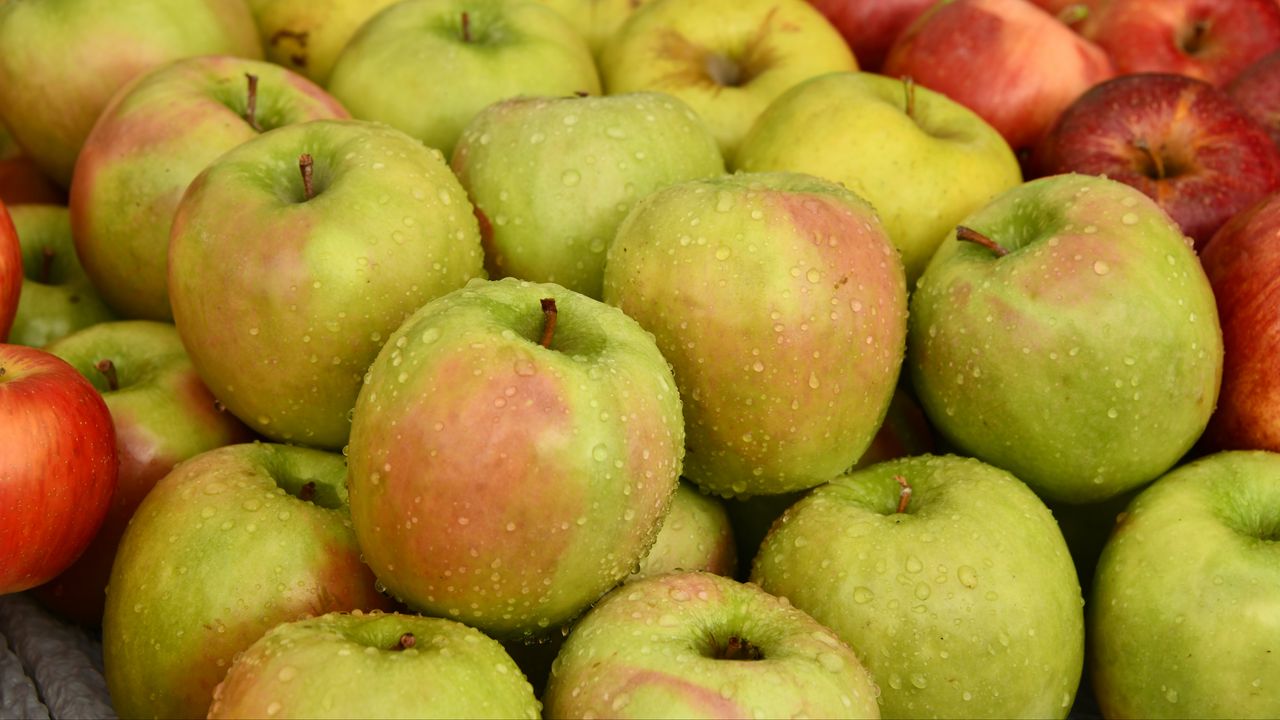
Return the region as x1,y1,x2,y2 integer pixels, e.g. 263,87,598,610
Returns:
1032,73,1280,249
0,343,117,595
883,0,1115,151
1089,0,1280,86
806,0,935,71
1228,49,1280,148
0,200,18,342
1200,192,1280,452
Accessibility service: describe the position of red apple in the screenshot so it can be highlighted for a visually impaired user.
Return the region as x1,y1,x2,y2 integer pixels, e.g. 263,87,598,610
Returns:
1200,192,1280,452
0,343,117,595
1028,0,1111,35
883,0,1115,151
0,200,18,342
806,0,935,71
1089,0,1280,86
1228,49,1280,148
1032,73,1280,249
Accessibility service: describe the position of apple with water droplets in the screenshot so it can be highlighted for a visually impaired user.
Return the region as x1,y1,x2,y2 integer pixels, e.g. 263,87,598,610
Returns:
630,480,737,582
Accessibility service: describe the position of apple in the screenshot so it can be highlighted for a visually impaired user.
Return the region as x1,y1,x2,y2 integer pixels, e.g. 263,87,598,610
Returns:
32,320,255,627
327,0,601,159
451,91,725,299
70,55,350,321
752,454,1085,718
908,173,1223,504
882,0,1114,152
7,204,116,348
1229,49,1280,148
1200,191,1280,452
1089,0,1280,86
805,0,935,71
0,122,63,206
0,0,262,187
602,172,908,498
245,0,403,85
1032,73,1280,250
0,343,117,595
600,0,857,159
346,277,684,640
168,119,485,449
208,610,541,718
533,0,653,56
544,571,881,719
102,442,395,719
631,480,737,581
1027,0,1111,35
1089,450,1280,718
735,71,1023,286
0,199,19,342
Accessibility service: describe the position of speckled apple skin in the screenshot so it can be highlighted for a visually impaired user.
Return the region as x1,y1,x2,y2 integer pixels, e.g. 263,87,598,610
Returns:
603,172,907,498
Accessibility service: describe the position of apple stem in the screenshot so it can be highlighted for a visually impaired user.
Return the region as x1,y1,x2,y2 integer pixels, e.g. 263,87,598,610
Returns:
39,246,54,285
956,226,1009,257
95,359,119,392
573,90,589,97
461,12,472,43
1056,4,1089,26
244,73,262,132
721,636,763,661
539,298,558,349
1133,139,1167,180
894,474,912,514
395,633,416,651
902,75,916,119
299,153,315,201
298,481,316,503
1181,20,1211,55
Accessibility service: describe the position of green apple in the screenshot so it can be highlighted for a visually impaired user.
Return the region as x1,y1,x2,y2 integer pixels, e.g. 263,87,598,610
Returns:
8,204,115,348
735,71,1023,286
246,0,403,85
752,454,1085,718
208,610,541,719
103,442,394,720
451,92,725,299
544,571,881,718
1089,450,1280,719
631,480,737,581
70,55,349,321
533,0,652,55
347,277,684,640
0,0,262,187
602,172,908,498
167,119,485,449
908,173,1223,504
327,0,600,158
33,321,254,627
600,0,856,159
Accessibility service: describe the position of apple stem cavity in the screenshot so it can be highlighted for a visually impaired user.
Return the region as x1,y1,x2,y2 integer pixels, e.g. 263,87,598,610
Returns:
1056,4,1089,26
298,481,316,503
94,359,119,392
244,73,262,132
894,474,912,514
719,636,763,661
1180,20,1211,55
395,632,416,651
39,246,54,285
902,75,916,119
539,298,558,349
461,12,472,43
299,153,315,201
956,226,1009,257
705,53,743,88
1133,139,1168,180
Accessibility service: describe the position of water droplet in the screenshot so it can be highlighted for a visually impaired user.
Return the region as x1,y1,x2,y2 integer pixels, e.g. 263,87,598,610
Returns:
714,246,731,260
1093,260,1110,275
958,566,978,588
852,587,875,604
1121,213,1138,225
561,170,581,187
592,444,609,462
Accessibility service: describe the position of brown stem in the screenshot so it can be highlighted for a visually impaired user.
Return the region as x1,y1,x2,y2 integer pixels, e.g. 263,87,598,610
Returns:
539,298,558,349
720,636,763,661
394,633,416,650
461,12,472,42
573,90,590,97
1133,139,1167,180
244,73,262,132
299,153,315,201
1180,20,1211,55
39,246,54,285
956,226,1009,257
902,75,916,120
894,474,912,514
298,481,316,503
1056,3,1089,26
95,359,119,392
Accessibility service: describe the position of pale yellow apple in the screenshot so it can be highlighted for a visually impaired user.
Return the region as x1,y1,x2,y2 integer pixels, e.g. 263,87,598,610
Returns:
534,0,652,55
247,0,402,85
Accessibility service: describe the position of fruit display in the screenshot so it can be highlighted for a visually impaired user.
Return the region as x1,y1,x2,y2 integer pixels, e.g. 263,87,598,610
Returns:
3,0,1280,718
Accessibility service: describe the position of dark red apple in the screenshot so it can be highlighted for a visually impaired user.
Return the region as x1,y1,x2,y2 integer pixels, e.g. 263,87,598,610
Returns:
0,200,18,342
0,343,117,595
1199,191,1280,451
883,0,1115,151
0,122,64,206
1090,0,1280,85
1228,49,1280,148
806,0,935,71
1032,73,1280,249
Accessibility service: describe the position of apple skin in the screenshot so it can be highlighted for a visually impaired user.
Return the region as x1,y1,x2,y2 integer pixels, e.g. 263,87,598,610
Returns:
208,610,541,719
752,455,1085,719
909,173,1223,504
0,199,19,342
347,277,684,640
168,119,485,449
327,0,600,159
1089,0,1280,86
245,0,403,85
1032,73,1280,250
1027,0,1111,35
533,0,653,56
735,71,1023,286
632,480,737,581
603,172,908,498
600,0,857,159
883,0,1115,152
544,571,881,719
0,344,117,595
8,204,116,348
0,123,63,206
102,442,395,720
32,320,254,627
0,0,262,187
1200,192,1280,452
1089,450,1280,719
451,92,725,299
1229,49,1280,148
805,0,935,71
70,55,349,321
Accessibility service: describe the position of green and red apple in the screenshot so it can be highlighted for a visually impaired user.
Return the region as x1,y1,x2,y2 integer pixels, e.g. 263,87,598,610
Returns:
631,480,737,581
245,0,402,85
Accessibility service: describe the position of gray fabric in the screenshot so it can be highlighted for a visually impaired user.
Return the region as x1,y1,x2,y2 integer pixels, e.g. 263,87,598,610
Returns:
0,628,50,720
0,596,113,720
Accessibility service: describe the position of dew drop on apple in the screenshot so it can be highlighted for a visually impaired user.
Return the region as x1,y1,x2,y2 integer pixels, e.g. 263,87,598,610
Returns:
852,586,875,604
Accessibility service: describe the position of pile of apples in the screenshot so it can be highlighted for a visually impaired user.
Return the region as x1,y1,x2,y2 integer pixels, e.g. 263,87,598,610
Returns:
2,0,1279,717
